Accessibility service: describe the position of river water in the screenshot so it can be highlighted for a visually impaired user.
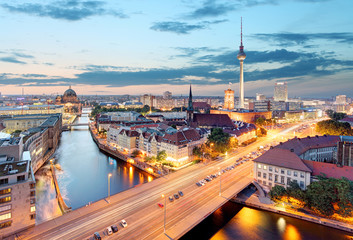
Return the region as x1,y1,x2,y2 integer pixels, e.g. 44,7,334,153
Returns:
35,112,153,223
35,111,353,239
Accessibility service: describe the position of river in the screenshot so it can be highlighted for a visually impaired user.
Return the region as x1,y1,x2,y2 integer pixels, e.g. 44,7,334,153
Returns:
35,111,353,239
35,112,154,223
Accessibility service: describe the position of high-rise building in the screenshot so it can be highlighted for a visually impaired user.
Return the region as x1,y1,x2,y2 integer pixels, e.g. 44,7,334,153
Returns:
224,85,234,110
237,17,246,109
335,95,347,105
163,91,172,100
140,94,155,107
256,93,266,101
274,82,288,101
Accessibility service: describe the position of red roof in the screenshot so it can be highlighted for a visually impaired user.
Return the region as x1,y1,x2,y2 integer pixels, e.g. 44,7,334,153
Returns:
253,148,312,172
275,135,340,156
303,160,353,181
193,102,211,109
191,113,235,128
162,128,201,146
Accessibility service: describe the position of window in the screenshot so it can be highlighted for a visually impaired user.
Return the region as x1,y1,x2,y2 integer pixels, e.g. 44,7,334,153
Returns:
0,188,11,196
275,168,279,173
281,176,285,184
30,183,35,189
269,166,273,172
275,175,278,183
300,181,304,189
263,165,267,170
300,172,305,178
258,164,262,169
269,182,272,187
263,181,267,185
30,191,35,197
258,171,261,177
287,177,291,185
281,169,285,174
30,199,35,204
0,220,11,229
0,205,11,213
287,170,291,176
0,179,8,186
294,171,298,177
30,206,36,213
269,173,273,181
293,179,298,184
263,173,267,179
0,197,11,204
17,175,25,182
0,213,11,221
30,214,36,220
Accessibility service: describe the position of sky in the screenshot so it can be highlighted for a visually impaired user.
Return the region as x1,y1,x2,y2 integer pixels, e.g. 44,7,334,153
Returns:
0,0,352,98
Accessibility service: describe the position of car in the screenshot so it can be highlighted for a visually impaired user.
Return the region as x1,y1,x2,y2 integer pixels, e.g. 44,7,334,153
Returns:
196,182,201,187
178,191,184,197
157,203,164,208
169,196,174,202
107,226,113,236
94,232,101,240
121,219,128,228
111,225,118,233
174,193,179,199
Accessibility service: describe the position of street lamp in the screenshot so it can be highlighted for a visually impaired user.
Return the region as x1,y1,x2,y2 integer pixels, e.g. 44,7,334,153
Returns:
218,167,221,196
161,194,166,233
108,173,112,202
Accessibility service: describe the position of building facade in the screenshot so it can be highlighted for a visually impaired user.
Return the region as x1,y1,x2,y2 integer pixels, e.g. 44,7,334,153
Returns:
274,82,288,102
224,88,235,110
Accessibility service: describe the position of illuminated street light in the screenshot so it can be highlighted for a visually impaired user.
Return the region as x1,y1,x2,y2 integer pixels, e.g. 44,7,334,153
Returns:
108,173,112,202
161,194,166,233
218,167,221,196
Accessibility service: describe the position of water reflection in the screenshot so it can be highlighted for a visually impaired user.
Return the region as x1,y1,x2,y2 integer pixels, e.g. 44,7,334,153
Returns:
35,114,154,221
182,202,353,240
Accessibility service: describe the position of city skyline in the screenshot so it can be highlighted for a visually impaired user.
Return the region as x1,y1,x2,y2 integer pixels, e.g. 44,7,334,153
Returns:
0,0,352,97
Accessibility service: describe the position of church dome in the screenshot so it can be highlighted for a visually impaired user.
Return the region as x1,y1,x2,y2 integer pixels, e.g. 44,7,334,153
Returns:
63,87,77,97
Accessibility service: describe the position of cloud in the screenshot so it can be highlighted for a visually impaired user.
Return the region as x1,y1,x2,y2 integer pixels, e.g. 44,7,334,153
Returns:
253,32,353,46
1,1,127,21
150,19,227,34
188,0,236,18
0,57,27,64
187,0,277,19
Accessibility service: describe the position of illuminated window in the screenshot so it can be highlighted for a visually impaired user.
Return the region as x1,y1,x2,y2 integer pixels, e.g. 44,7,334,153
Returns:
31,206,36,212
0,220,11,229
0,188,11,196
0,205,11,213
258,164,262,169
0,213,11,221
263,165,267,170
0,197,11,204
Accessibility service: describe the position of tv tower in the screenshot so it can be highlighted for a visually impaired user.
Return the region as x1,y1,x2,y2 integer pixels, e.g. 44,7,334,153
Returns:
237,17,246,109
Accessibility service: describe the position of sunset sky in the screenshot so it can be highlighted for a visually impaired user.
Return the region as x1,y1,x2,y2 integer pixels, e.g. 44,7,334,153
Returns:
0,0,352,98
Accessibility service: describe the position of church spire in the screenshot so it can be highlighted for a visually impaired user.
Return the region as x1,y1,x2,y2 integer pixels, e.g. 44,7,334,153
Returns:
187,84,193,111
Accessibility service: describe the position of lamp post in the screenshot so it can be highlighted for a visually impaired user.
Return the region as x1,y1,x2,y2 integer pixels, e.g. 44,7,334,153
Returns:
108,173,112,202
218,167,221,196
161,194,166,233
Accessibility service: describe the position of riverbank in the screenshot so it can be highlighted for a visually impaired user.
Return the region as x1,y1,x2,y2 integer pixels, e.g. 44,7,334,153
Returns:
89,123,163,178
232,190,353,234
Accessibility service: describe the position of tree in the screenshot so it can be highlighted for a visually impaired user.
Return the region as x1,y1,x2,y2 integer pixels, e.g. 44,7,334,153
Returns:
269,185,287,201
207,128,230,154
257,127,267,137
316,120,352,136
326,110,347,121
157,150,167,162
255,117,266,126
192,146,202,159
171,124,177,129
131,150,141,158
305,180,335,216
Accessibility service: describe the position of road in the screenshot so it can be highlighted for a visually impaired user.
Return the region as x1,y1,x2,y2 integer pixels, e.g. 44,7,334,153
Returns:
17,121,316,240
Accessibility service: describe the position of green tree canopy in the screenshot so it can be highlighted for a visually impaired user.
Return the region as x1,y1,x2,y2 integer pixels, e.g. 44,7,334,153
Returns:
316,120,352,136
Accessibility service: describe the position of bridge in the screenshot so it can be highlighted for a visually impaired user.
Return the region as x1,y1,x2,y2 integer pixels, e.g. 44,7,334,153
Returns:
63,123,89,127
16,142,262,240
16,123,313,240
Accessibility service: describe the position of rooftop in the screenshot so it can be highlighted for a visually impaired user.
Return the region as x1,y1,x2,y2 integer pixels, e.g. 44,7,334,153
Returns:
303,160,353,181
253,148,312,172
0,160,28,177
0,137,21,147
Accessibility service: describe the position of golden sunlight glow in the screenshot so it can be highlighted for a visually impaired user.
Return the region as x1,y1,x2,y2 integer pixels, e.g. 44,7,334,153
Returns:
283,224,301,240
